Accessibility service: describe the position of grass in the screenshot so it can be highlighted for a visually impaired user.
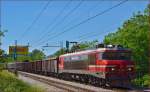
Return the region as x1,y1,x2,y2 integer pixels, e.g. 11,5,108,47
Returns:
0,70,45,92
133,74,150,88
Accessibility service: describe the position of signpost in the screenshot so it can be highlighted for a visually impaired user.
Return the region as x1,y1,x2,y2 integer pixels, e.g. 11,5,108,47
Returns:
9,46,28,55
9,45,29,60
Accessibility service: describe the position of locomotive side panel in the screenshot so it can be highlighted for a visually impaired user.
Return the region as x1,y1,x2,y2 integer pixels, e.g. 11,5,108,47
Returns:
63,54,89,70
59,51,97,74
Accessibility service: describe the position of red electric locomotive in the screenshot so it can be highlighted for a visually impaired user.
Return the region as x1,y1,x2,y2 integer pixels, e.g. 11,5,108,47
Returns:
59,45,135,87
7,44,135,88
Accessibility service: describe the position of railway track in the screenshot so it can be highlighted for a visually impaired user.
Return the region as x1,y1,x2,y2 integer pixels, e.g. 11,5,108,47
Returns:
18,71,113,92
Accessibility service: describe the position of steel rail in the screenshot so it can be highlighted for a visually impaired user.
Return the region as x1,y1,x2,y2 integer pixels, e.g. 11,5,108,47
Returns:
18,71,112,92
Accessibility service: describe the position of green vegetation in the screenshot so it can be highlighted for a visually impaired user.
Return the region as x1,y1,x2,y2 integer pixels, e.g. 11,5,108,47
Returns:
0,70,44,92
30,49,46,61
103,5,149,87
0,49,46,62
51,40,98,57
51,48,66,57
72,40,98,50
0,63,6,71
0,28,7,46
133,74,150,87
0,49,8,63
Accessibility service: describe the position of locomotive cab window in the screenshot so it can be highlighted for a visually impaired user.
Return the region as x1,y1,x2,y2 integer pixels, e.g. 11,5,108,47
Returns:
99,52,131,60
80,55,88,61
70,55,88,62
64,56,71,62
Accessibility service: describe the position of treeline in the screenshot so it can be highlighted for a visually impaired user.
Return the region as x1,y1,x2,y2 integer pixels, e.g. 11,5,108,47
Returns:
0,49,46,62
104,6,149,73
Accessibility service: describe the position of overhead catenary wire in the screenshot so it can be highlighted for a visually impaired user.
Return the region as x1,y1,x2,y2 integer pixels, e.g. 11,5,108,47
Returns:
31,0,72,46
19,0,51,41
35,0,128,47
87,0,104,17
47,0,102,41
32,0,83,47
77,23,118,41
77,25,117,42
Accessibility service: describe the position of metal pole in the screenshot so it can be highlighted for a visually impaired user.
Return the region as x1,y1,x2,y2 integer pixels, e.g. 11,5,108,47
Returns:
27,42,30,56
0,0,2,49
0,26,1,49
60,41,63,54
148,3,150,80
14,40,17,61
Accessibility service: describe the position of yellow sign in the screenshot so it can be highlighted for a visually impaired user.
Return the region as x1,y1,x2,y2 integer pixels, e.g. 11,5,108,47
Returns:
9,46,28,55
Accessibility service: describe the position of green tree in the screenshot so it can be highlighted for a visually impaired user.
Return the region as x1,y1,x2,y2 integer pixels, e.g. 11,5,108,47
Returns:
51,40,98,57
69,40,98,52
0,29,7,63
103,6,149,87
17,56,31,62
0,49,7,63
30,49,46,61
5,56,14,62
79,40,98,50
52,48,66,57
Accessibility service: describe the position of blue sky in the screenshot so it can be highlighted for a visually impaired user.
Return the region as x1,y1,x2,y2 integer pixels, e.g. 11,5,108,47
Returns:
1,0,148,55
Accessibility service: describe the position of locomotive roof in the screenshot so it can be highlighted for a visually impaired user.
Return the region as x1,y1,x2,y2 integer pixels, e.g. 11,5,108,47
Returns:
60,49,96,57
60,47,131,57
96,47,131,52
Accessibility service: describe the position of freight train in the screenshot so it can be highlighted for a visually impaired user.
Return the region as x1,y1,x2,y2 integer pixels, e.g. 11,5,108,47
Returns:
7,45,135,88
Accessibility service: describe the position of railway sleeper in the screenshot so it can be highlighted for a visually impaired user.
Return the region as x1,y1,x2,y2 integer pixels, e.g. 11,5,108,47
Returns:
57,73,110,88
22,70,111,89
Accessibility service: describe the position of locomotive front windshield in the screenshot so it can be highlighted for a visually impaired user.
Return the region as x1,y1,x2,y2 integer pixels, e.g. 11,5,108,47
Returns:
100,52,131,60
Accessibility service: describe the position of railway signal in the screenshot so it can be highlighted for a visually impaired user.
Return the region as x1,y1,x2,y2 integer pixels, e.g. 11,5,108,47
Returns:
66,41,69,52
66,41,78,52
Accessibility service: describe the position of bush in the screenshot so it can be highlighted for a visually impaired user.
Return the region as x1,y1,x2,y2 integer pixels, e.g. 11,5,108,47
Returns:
142,75,150,87
133,74,150,87
0,71,44,92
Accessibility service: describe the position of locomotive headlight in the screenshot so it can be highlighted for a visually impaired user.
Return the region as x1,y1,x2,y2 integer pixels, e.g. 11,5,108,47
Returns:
128,67,132,71
111,67,115,71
